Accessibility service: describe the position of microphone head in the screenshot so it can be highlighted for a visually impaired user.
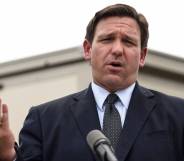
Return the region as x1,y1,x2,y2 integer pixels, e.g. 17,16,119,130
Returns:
86,129,111,152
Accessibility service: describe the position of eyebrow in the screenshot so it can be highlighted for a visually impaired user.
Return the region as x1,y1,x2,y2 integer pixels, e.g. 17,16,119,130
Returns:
123,34,138,42
98,32,139,42
97,32,115,39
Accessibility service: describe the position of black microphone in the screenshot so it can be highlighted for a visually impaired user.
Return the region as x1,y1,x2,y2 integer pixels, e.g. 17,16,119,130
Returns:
86,129,118,161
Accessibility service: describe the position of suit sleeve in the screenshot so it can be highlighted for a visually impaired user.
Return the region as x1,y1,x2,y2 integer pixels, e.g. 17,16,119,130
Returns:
16,107,43,161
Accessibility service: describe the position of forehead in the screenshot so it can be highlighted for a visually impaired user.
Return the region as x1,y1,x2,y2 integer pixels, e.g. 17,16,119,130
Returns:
95,16,140,37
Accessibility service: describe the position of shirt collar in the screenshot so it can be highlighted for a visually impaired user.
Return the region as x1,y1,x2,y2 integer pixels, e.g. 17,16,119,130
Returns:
116,83,135,109
91,82,135,111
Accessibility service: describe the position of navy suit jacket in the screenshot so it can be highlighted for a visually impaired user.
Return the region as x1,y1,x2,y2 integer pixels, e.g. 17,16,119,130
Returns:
16,83,184,161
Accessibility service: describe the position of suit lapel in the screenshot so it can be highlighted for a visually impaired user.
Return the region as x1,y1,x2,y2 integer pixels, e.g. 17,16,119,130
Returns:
69,85,101,141
69,83,157,161
116,84,156,161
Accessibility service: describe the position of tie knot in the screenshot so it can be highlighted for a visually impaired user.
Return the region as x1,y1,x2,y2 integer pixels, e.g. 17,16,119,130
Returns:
106,93,119,104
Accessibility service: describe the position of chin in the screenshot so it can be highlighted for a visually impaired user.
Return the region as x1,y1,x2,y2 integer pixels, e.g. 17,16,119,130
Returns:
105,75,122,83
103,77,123,91
103,75,134,91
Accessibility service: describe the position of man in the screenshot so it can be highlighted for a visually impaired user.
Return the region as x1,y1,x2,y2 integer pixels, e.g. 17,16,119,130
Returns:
0,3,184,161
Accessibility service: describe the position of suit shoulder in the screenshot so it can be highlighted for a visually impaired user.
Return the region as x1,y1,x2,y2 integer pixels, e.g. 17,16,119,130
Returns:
140,87,184,111
138,85,184,107
30,88,87,112
151,89,184,103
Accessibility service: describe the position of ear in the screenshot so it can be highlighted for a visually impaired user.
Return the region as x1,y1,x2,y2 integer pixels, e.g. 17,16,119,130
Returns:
83,39,92,60
139,47,147,68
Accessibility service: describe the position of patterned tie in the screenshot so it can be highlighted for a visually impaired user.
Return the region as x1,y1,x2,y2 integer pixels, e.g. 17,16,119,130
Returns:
103,93,122,150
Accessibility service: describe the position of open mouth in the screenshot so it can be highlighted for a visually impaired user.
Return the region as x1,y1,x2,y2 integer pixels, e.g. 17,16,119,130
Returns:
109,62,122,67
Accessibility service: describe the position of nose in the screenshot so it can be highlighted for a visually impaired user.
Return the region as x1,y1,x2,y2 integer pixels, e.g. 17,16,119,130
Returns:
111,40,123,57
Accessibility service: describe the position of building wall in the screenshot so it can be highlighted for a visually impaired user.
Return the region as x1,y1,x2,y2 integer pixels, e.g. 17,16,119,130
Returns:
0,46,183,140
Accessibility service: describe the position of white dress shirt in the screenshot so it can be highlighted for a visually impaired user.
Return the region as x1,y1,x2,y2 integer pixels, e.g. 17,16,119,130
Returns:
91,82,135,129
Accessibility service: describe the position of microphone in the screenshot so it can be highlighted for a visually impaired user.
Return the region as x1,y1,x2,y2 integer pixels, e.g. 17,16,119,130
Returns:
86,129,118,161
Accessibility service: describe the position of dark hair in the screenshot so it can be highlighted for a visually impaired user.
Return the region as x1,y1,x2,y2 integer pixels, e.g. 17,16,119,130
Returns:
85,4,149,49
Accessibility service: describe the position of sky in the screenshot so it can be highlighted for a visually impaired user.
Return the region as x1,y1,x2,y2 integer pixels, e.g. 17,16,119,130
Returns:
0,0,184,63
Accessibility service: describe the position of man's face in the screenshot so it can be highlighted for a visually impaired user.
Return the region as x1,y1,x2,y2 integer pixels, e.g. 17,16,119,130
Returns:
83,16,147,92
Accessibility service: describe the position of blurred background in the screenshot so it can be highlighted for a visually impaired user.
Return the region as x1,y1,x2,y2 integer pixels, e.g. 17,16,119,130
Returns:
0,0,184,140
0,0,184,62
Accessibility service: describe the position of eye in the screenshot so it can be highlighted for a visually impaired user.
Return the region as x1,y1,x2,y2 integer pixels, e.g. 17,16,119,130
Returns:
123,39,136,46
101,37,113,42
98,36,114,43
125,40,133,44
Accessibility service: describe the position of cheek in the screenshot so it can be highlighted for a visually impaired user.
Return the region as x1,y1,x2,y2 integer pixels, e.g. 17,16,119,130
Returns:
90,52,100,69
91,48,105,64
127,53,140,69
